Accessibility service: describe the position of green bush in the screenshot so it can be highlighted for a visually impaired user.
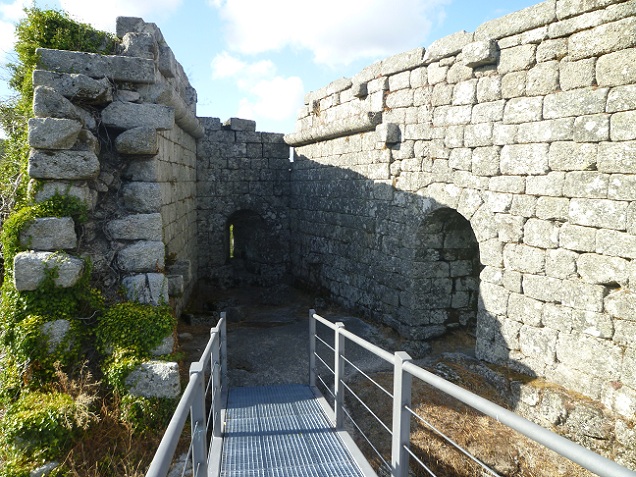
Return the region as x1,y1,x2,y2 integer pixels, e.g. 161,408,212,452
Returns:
0,391,95,460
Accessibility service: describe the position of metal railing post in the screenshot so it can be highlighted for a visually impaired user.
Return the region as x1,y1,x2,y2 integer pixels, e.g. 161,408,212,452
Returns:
220,312,227,383
189,361,208,477
391,351,412,477
211,330,222,439
334,322,346,429
309,309,316,388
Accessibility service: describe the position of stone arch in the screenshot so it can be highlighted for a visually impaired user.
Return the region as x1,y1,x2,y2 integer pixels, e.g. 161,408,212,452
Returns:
410,207,482,341
226,209,288,286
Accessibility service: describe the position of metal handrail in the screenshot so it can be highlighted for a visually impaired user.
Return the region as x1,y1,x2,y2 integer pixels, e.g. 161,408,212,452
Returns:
308,309,636,477
146,313,227,477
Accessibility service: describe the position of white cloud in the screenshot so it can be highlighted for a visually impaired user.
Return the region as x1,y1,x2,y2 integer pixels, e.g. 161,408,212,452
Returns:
211,0,451,67
0,0,32,64
211,51,304,125
59,0,183,32
0,0,31,22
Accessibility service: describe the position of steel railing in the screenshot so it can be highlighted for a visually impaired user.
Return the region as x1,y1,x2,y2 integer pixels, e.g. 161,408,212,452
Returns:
146,313,227,477
309,309,636,477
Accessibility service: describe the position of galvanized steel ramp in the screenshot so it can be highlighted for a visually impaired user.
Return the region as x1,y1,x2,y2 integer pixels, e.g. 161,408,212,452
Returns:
220,384,375,477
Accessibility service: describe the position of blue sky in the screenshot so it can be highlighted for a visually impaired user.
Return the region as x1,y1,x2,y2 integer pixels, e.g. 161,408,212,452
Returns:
0,0,541,135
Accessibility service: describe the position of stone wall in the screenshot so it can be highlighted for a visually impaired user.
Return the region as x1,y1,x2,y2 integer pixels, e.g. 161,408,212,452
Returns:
196,118,291,287
21,17,203,317
286,0,636,465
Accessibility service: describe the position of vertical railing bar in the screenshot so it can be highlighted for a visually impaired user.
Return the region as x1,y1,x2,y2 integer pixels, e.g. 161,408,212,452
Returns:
309,309,316,388
189,361,207,477
211,328,222,440
334,322,346,430
391,351,412,477
220,312,227,384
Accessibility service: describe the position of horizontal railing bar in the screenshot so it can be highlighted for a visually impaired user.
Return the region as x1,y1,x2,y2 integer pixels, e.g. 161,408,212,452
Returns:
315,352,335,376
315,334,335,353
342,405,392,472
403,444,438,477
313,313,339,331
405,405,499,476
338,326,394,363
317,374,336,399
145,372,201,477
342,381,392,436
403,361,635,477
342,354,393,400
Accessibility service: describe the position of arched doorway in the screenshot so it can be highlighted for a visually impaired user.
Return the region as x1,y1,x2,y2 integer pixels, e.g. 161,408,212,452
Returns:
226,210,287,285
411,208,482,341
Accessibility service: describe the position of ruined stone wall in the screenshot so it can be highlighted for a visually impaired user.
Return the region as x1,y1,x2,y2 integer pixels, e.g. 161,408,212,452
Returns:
22,17,204,317
196,118,291,287
286,0,636,464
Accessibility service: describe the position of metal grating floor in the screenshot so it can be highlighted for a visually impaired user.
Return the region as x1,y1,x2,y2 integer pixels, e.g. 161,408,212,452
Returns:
220,384,366,477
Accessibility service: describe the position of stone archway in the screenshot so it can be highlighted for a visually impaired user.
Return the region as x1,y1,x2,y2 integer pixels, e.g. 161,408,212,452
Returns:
226,209,287,286
410,208,482,341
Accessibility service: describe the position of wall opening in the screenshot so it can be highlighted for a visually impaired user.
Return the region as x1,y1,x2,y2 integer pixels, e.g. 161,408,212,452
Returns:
411,208,482,341
226,210,288,286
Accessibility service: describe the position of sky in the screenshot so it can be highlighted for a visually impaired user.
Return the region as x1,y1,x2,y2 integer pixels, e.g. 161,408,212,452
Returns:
0,0,542,136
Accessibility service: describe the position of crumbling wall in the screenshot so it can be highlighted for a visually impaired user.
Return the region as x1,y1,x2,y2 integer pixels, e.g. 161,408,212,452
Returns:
286,0,636,465
22,17,202,319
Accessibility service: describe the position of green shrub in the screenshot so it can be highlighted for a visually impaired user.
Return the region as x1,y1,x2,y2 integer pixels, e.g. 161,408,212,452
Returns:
0,391,96,461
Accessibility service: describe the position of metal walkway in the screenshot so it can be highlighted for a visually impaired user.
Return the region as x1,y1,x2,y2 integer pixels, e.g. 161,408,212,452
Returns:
220,384,366,477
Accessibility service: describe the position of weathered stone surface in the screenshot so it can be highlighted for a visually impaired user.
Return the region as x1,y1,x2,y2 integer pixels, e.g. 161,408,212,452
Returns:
32,70,113,103
36,48,155,84
611,110,636,141
605,290,636,321
557,333,622,379
121,32,158,59
35,181,96,208
462,40,498,67
115,126,159,155
41,319,71,353
607,84,636,112
33,85,79,120
168,274,184,296
376,123,401,144
503,244,545,274
598,141,636,173
117,241,165,273
28,118,82,150
545,248,578,279
549,142,597,171
520,325,557,365
557,0,618,20
28,150,100,180
122,182,161,212
475,1,556,40
151,335,174,356
508,293,543,326
597,229,636,259
14,251,84,291
568,198,627,230
20,217,77,251
563,171,608,198
596,48,636,86
568,17,636,60
524,218,559,249
543,88,608,119
573,114,610,142
108,213,162,241
577,253,629,285
122,273,169,305
503,97,543,124
526,61,559,96
498,45,537,75
381,47,425,75
559,58,596,90
500,144,549,175
425,31,474,62
125,361,180,398
102,101,174,131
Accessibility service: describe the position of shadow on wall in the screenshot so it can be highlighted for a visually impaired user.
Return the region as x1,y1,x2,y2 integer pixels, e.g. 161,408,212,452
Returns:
225,209,289,286
290,152,536,391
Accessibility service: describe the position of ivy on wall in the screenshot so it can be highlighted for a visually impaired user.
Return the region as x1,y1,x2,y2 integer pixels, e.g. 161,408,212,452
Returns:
0,9,178,476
